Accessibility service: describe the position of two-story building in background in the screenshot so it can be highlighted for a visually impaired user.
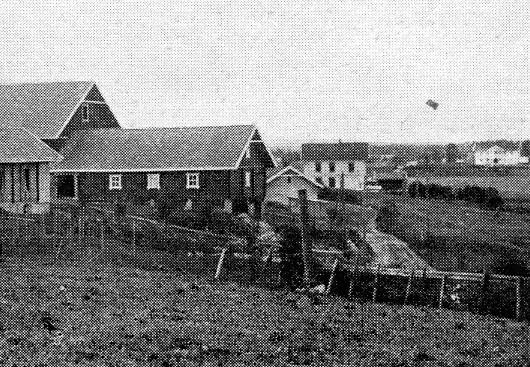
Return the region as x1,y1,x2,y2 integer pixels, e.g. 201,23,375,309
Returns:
300,142,368,190
469,141,529,166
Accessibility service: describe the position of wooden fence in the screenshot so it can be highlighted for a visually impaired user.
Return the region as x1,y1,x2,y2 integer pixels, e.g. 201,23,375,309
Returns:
1,204,527,321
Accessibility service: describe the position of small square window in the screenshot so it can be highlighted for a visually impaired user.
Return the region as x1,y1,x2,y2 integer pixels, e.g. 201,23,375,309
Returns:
287,176,292,184
348,162,355,172
147,173,160,189
109,174,122,190
329,161,335,172
186,173,200,189
82,105,89,121
315,161,321,172
245,171,252,188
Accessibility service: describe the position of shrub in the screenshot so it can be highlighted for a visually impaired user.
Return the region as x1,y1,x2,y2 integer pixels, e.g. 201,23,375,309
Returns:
209,209,233,235
167,210,208,230
376,201,400,233
318,187,362,205
491,256,529,277
232,198,249,214
277,225,304,289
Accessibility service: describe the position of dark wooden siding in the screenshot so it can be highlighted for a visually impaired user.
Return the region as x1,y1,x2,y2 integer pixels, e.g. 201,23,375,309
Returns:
85,85,105,101
75,170,232,207
60,103,120,137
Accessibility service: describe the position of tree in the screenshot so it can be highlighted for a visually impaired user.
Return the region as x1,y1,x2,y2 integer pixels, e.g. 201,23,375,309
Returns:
446,143,458,164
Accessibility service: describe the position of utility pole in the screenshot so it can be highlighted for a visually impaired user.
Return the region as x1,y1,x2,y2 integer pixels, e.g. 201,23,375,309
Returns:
298,189,314,289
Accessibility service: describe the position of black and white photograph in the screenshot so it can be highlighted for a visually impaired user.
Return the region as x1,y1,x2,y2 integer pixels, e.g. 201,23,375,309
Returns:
0,1,528,365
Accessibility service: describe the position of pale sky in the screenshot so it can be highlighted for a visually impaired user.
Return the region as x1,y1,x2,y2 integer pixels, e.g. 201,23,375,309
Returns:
0,0,527,147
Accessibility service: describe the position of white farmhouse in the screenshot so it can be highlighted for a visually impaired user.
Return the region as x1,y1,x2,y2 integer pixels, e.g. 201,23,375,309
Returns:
300,142,368,190
471,141,528,166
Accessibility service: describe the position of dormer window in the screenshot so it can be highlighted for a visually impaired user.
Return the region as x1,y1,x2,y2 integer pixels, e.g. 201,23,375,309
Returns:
82,105,89,121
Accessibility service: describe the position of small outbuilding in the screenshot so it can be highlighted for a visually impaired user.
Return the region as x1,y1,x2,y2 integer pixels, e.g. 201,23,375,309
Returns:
265,164,323,206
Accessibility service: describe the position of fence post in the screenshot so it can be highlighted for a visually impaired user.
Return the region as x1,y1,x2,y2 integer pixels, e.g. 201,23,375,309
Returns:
100,220,104,250
515,276,523,321
348,256,359,300
480,270,490,314
298,189,314,289
404,269,414,305
438,275,447,309
215,248,227,280
132,218,136,256
326,258,340,295
78,207,83,246
372,264,381,303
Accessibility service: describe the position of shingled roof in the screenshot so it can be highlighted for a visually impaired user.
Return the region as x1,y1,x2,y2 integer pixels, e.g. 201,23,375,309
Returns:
51,125,271,172
0,81,95,138
301,142,369,161
0,126,62,163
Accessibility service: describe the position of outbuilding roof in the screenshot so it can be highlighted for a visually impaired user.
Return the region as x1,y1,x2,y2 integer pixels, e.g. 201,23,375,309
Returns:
0,81,96,138
51,125,274,172
0,126,62,163
267,165,323,188
301,142,369,161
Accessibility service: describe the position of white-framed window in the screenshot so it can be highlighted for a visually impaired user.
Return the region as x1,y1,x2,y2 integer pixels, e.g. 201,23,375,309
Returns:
186,173,200,189
82,104,89,121
109,174,122,190
147,173,160,189
245,171,252,188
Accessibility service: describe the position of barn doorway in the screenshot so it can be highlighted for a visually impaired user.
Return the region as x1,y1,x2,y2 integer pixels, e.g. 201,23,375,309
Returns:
57,175,76,198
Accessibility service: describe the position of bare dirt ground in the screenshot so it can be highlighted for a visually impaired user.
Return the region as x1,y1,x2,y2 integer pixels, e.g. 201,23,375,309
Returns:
0,255,528,366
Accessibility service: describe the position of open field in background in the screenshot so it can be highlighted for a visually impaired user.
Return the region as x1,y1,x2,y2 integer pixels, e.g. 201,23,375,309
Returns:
364,193,530,273
407,175,530,200
0,254,528,366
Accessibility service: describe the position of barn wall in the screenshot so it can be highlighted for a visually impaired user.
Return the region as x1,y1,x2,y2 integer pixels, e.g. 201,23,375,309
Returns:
61,170,234,208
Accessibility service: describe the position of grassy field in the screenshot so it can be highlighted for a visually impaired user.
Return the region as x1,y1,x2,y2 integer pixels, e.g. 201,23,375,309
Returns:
365,193,530,273
0,255,528,366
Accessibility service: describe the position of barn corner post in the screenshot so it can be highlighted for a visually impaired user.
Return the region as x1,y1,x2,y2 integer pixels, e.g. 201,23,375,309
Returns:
298,189,314,289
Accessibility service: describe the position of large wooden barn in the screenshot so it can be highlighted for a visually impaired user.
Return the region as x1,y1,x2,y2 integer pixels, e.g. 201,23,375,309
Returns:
50,125,276,216
0,81,119,213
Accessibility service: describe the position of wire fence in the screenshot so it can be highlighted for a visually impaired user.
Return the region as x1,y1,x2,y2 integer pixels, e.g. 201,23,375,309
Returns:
0,203,528,321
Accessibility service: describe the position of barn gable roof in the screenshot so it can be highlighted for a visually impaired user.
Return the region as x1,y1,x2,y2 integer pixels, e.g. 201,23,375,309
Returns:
0,81,101,139
301,142,369,161
51,125,275,172
0,126,62,163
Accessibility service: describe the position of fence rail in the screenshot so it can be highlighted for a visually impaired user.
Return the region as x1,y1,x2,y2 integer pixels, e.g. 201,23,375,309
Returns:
0,205,528,321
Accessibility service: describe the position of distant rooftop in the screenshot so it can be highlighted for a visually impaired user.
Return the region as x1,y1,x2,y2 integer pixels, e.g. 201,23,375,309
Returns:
301,142,369,161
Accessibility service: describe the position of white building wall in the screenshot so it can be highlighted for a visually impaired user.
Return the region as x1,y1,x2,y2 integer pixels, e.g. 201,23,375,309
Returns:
302,160,366,190
265,175,320,205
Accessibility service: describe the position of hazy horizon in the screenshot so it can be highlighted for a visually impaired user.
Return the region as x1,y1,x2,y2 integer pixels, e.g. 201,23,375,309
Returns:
0,1,527,147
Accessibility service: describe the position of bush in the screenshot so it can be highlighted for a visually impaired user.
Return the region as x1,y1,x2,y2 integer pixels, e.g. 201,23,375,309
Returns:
209,209,233,235
491,256,529,277
318,187,362,205
376,201,400,233
277,225,304,289
167,210,208,230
